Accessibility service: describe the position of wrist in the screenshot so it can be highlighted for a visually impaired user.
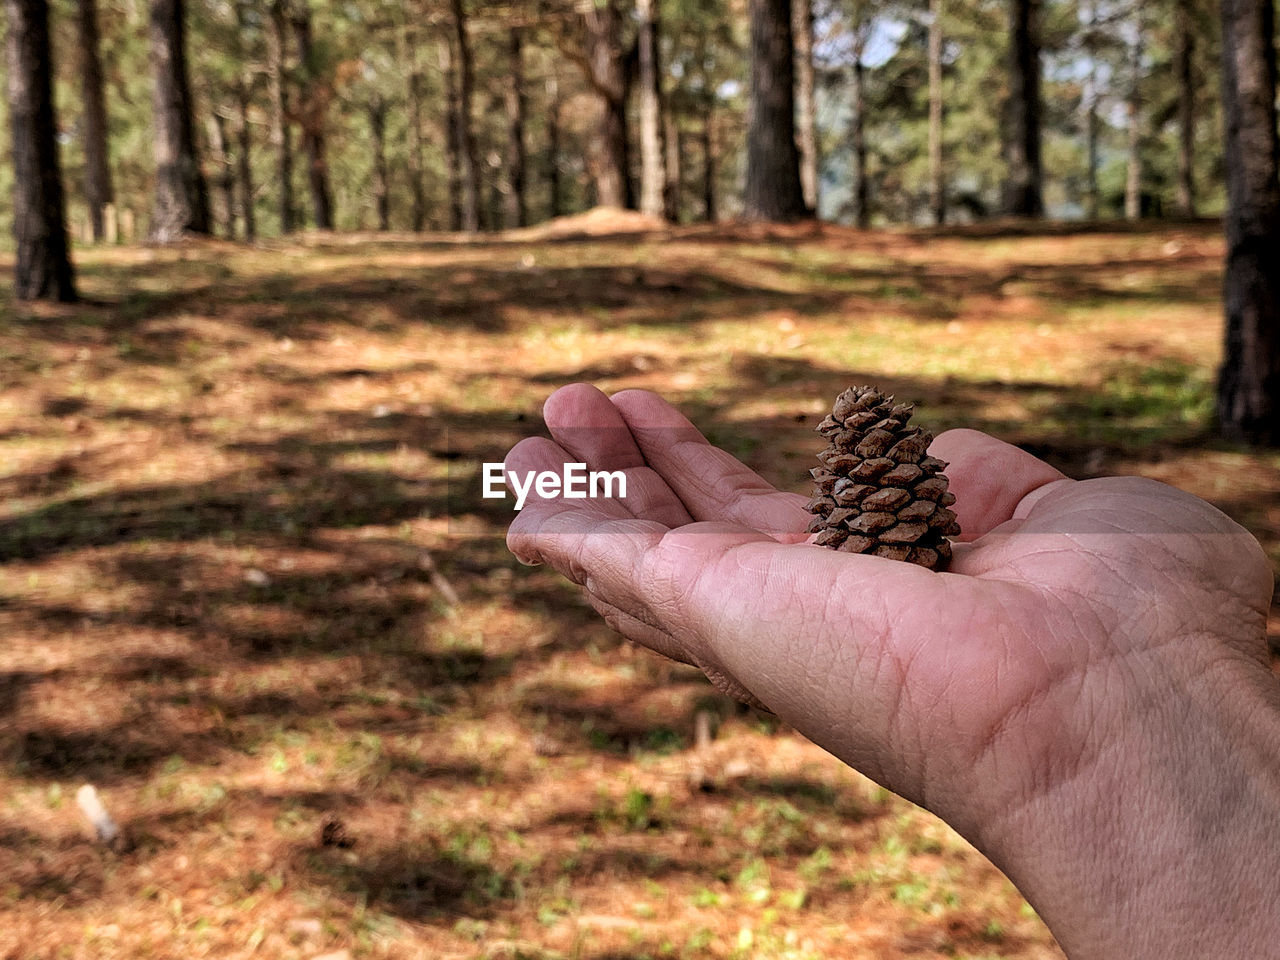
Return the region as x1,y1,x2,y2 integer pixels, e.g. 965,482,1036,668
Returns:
980,642,1280,958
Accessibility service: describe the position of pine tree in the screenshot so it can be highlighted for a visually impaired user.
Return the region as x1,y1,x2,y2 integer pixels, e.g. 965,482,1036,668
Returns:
7,0,76,300
76,0,113,243
637,0,668,219
232,0,257,241
1004,0,1043,217
449,0,480,230
580,0,632,209
1217,0,1280,443
1123,6,1143,220
267,0,295,234
504,28,528,229
744,0,807,221
291,0,334,229
927,0,944,225
794,0,819,213
149,0,211,242
399,19,427,232
1174,0,1196,216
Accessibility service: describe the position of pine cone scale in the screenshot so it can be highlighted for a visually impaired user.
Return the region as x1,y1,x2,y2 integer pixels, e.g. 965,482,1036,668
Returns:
806,386,960,571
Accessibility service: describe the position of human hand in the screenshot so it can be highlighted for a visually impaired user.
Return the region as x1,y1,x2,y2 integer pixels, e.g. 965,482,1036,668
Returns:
505,383,1278,959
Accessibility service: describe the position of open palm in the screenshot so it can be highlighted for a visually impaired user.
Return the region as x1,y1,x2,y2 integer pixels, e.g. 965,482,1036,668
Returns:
506,384,1276,958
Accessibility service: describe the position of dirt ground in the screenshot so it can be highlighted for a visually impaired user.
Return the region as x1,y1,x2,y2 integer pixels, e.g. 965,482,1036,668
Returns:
1,218,1276,959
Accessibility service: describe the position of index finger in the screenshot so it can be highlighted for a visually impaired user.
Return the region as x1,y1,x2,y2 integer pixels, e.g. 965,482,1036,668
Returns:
609,389,812,540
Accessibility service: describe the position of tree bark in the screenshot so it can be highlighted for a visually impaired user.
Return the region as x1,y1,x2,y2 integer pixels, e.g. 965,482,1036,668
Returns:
793,0,818,213
234,0,255,241
1083,0,1099,219
1124,12,1142,220
367,95,389,230
207,109,236,238
403,24,426,232
267,0,294,233
852,53,869,229
664,108,681,222
235,91,254,240
290,1,334,230
701,94,716,222
149,0,211,242
928,0,944,225
744,0,807,221
1004,0,1043,217
1217,0,1280,443
636,0,667,219
6,0,76,300
440,37,463,231
582,0,631,209
504,28,527,229
449,0,480,231
485,158,502,232
547,77,563,219
1176,0,1196,216
76,0,113,243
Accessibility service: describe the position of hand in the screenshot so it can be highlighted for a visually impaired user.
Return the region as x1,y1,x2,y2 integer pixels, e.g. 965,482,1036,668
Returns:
505,383,1279,959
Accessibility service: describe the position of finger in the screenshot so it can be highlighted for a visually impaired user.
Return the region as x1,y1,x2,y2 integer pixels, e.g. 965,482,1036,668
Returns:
504,436,637,570
542,383,693,528
543,382,647,467
928,429,1068,541
609,389,811,539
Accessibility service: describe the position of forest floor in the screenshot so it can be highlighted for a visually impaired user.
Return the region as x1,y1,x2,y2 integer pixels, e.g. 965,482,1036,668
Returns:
1,216,1277,960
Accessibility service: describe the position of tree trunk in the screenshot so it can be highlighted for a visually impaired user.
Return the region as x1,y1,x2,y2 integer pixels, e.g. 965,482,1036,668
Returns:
267,0,294,233
547,76,563,219
744,0,807,221
1217,0,1280,443
1124,13,1142,220
852,54,869,229
206,109,236,238
503,28,527,229
486,161,503,232
234,0,255,241
636,0,667,218
664,108,681,222
1004,0,1043,217
793,0,818,213
440,37,463,231
928,0,944,225
149,0,211,242
583,0,631,209
701,94,716,222
1176,0,1196,216
1083,0,1099,219
236,81,255,240
403,25,426,232
6,0,76,300
449,0,480,231
291,2,334,230
76,0,113,243
368,95,389,230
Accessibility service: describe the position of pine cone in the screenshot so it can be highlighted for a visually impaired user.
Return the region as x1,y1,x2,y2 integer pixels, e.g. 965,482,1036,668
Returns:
806,386,960,570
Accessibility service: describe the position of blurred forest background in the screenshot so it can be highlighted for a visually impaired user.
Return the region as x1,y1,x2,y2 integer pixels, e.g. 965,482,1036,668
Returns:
3,0,1280,958
0,0,1243,238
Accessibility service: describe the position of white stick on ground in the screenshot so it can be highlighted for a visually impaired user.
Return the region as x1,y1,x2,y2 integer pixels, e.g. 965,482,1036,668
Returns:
76,784,121,846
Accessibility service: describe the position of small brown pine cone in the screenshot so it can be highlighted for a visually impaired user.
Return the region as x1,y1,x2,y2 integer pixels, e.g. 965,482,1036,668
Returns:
806,386,959,571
